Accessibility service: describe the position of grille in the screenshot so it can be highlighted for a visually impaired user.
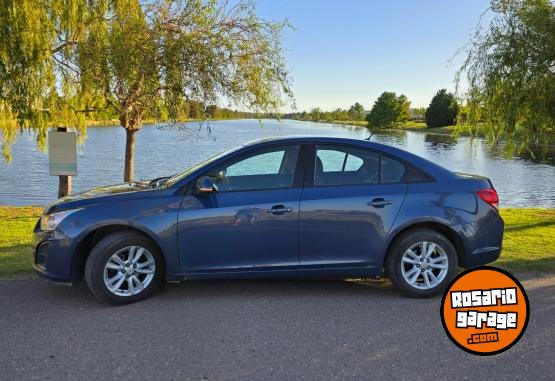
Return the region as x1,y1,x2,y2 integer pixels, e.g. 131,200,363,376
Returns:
36,242,49,269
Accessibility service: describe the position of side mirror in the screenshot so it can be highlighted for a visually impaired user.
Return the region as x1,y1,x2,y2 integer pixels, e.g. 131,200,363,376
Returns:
195,176,216,194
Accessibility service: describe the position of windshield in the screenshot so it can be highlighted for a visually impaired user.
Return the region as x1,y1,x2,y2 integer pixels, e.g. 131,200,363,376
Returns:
161,146,243,188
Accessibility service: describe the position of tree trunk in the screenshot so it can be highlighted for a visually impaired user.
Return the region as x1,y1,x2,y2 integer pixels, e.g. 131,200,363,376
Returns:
57,127,72,198
120,103,142,182
124,128,136,182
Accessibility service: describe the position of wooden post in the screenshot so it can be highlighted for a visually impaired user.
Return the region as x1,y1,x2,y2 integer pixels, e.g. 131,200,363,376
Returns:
57,127,72,198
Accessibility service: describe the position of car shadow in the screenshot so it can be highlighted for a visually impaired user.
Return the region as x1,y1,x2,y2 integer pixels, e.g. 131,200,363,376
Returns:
159,277,401,299
28,276,408,307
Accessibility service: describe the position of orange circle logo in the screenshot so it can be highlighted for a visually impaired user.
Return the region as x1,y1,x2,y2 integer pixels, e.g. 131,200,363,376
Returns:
440,266,529,356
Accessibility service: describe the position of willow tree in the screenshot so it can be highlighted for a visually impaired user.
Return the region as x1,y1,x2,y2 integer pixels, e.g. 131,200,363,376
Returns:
0,0,98,195
457,0,555,157
76,0,292,181
1,0,292,188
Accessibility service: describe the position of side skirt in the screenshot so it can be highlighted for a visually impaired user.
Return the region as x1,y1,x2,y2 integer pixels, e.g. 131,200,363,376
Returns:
169,265,382,282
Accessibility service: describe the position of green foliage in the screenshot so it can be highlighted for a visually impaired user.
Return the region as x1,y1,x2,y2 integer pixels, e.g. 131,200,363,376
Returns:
0,103,17,161
283,102,366,124
410,107,426,121
309,108,322,121
457,0,555,157
348,102,366,121
425,89,459,127
397,95,411,122
366,92,411,128
1,0,293,180
0,0,91,160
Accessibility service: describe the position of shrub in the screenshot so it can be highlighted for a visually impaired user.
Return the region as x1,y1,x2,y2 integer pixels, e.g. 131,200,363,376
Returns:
425,89,459,127
366,92,410,128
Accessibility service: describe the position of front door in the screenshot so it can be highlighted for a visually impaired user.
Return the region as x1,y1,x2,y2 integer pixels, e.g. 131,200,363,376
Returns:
299,144,407,268
178,144,303,274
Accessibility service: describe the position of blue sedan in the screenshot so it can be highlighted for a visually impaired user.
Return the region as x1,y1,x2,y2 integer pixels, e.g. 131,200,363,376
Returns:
33,136,504,304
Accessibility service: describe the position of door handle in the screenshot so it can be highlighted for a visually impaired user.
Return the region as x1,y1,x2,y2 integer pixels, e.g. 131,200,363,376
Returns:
367,198,392,208
267,205,293,214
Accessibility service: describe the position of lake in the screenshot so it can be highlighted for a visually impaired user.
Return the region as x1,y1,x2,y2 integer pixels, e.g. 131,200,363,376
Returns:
1,119,554,207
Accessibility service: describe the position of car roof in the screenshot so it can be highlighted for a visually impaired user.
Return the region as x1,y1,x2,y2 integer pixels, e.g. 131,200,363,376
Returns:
242,135,455,180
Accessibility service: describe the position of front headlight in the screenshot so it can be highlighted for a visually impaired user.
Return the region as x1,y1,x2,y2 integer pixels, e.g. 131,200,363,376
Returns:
40,209,81,231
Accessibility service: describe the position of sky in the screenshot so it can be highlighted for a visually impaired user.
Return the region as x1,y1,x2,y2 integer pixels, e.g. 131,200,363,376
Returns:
255,0,491,112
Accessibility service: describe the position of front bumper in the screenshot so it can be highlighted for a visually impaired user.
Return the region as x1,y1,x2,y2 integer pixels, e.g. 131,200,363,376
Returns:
33,223,75,283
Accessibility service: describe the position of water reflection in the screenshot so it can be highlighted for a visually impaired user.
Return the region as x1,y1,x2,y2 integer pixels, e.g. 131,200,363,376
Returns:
424,133,457,151
516,146,555,166
0,119,554,207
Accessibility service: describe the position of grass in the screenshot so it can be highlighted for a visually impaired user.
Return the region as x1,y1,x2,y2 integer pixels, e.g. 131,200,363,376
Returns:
0,206,554,278
308,119,454,133
304,119,369,127
328,120,369,127
388,121,458,135
497,208,555,272
394,121,429,130
0,206,42,278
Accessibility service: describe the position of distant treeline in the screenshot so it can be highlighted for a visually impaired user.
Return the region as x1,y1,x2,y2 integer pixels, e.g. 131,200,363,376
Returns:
283,102,367,123
88,100,260,123
85,91,461,129
283,89,461,129
179,101,260,120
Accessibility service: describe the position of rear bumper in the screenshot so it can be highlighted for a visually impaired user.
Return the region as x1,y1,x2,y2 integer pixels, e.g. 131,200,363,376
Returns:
463,246,502,268
459,211,504,268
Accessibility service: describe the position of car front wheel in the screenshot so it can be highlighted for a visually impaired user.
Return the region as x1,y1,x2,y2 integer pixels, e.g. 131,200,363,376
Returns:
85,232,163,304
386,228,458,298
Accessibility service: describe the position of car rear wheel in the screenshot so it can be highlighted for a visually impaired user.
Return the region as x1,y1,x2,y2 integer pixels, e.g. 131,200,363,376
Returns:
85,232,163,304
386,228,458,298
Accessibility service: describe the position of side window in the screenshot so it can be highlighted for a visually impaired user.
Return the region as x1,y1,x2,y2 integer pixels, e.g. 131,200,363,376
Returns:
226,151,284,176
315,145,378,186
381,155,407,183
344,154,363,171
316,149,346,172
207,145,300,192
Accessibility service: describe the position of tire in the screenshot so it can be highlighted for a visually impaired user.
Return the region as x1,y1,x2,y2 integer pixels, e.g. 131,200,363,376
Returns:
85,231,164,304
385,228,458,298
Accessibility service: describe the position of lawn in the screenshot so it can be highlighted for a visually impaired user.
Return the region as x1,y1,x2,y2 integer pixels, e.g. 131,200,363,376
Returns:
0,206,553,278
497,208,555,271
0,206,42,278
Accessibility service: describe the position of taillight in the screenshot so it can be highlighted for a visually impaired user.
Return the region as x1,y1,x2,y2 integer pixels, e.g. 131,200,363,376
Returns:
476,188,499,211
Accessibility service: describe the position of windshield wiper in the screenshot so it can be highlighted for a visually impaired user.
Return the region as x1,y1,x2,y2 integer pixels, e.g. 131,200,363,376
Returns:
149,176,172,188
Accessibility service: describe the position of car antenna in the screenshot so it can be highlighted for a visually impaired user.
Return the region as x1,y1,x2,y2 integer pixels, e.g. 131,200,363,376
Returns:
365,130,374,140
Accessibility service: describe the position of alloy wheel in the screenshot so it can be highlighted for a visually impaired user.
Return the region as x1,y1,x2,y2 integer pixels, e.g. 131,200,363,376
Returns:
103,246,156,297
400,241,449,290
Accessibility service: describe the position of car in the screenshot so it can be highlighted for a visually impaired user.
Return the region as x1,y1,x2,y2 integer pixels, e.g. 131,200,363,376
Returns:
33,136,504,304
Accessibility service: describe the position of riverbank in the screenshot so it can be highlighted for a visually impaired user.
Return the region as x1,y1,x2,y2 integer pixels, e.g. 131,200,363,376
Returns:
316,119,555,148
1,206,553,278
292,119,458,135
85,117,254,127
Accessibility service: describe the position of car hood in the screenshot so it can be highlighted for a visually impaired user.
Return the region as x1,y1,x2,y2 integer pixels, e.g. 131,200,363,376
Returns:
44,182,153,214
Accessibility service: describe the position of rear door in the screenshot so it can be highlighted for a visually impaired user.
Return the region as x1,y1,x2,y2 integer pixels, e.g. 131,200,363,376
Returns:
299,144,407,268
